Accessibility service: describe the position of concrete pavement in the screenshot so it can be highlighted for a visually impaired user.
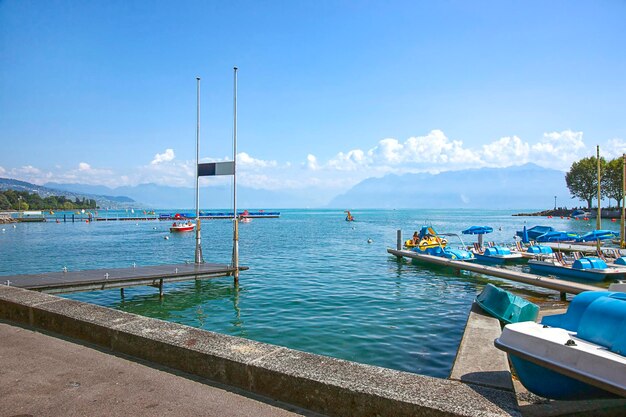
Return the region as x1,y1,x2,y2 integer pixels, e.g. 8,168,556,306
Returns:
0,321,318,417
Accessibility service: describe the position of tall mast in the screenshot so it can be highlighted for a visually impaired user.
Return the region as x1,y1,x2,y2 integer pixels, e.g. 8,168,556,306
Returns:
596,145,601,252
232,67,239,283
622,153,625,248
194,77,203,264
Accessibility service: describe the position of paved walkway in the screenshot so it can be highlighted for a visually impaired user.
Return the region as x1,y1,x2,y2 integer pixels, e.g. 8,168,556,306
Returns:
0,321,318,417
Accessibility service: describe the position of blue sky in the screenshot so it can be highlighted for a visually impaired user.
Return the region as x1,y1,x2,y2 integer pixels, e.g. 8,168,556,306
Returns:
1,1,625,200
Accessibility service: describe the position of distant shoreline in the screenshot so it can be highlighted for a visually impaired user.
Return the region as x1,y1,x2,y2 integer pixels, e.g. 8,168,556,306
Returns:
514,208,623,219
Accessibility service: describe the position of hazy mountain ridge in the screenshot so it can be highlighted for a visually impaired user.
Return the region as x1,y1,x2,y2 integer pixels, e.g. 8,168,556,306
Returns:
328,163,571,209
0,178,135,208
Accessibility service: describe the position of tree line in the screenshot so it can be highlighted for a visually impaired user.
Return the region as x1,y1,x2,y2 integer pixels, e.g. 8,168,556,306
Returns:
0,190,97,211
566,156,624,209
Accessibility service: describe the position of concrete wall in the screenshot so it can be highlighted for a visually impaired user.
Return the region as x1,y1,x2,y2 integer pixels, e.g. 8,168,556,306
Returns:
0,285,519,417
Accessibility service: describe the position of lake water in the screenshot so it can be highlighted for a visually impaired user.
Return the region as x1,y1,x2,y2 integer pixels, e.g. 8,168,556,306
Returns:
0,209,615,378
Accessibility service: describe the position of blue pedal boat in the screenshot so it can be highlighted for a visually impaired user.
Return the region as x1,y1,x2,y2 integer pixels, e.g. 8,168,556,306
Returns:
495,291,626,400
474,246,524,264
476,284,539,324
528,256,626,282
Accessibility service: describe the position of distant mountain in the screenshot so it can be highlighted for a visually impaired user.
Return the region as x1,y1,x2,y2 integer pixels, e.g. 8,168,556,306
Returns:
44,182,322,209
327,163,572,209
0,178,135,208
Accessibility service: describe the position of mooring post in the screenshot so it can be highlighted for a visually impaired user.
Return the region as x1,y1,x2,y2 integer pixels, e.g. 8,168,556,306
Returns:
396,230,402,251
560,292,567,301
159,278,164,297
63,214,66,223
120,287,124,298
72,214,74,223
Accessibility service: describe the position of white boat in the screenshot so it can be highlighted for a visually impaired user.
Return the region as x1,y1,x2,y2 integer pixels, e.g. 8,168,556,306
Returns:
495,291,626,400
169,222,195,232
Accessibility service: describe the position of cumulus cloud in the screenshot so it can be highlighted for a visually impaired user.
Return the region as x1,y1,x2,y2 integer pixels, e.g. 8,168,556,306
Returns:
306,154,319,170
603,138,626,160
151,148,175,165
237,152,277,169
0,166,5,175
78,162,91,171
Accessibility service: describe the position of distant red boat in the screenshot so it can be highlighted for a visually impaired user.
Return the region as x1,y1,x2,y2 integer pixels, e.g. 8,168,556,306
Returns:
170,221,195,232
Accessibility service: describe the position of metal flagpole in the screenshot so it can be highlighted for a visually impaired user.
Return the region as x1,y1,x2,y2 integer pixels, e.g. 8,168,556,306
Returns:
620,153,626,249
596,145,601,252
232,67,239,284
194,77,204,264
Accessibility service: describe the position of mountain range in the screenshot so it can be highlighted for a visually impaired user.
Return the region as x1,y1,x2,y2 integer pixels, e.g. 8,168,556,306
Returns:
3,163,574,209
328,163,572,209
0,178,135,208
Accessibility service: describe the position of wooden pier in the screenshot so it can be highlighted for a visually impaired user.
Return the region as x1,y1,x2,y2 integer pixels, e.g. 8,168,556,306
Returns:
387,248,600,296
1,263,246,296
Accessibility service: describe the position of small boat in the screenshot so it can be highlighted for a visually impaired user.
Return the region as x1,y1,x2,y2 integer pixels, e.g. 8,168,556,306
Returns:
344,210,355,222
473,245,524,264
514,243,555,259
410,229,474,261
462,225,523,263
571,209,594,218
405,226,448,249
528,254,626,282
516,225,554,241
476,284,539,324
536,230,580,243
576,230,617,242
495,291,626,400
169,221,195,232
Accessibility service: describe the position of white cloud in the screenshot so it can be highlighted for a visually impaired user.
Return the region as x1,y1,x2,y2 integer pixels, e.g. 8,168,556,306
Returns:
0,166,5,175
306,154,319,170
151,148,175,165
603,138,626,160
481,136,530,167
237,152,277,169
78,162,91,171
528,130,587,169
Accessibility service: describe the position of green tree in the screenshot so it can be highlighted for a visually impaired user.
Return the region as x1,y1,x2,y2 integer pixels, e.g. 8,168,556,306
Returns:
604,157,625,209
565,156,606,209
0,194,11,210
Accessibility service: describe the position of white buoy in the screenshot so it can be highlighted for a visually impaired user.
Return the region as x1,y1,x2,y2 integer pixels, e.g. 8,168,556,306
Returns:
1,228,5,232
367,238,373,244
13,225,16,228
164,236,169,240
153,227,157,230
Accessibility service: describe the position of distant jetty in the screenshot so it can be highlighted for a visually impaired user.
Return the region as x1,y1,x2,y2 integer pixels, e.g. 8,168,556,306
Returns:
514,208,623,219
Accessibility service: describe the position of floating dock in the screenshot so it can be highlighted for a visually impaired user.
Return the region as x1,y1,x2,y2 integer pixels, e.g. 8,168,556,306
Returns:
387,248,599,296
1,263,246,296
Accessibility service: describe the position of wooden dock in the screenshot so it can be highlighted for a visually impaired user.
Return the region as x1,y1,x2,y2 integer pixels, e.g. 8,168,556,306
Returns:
387,248,600,295
1,263,246,296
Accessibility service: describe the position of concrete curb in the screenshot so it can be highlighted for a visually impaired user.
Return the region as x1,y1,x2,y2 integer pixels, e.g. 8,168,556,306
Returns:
0,285,519,417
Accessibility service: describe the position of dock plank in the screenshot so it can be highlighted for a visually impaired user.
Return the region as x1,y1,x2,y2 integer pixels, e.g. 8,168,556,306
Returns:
1,263,244,294
387,248,599,295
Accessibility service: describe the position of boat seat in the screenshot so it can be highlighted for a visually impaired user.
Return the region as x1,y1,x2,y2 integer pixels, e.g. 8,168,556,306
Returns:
577,293,626,355
541,291,616,332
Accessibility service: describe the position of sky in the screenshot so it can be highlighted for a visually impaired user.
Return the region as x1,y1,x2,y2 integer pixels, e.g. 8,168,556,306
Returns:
1,1,626,202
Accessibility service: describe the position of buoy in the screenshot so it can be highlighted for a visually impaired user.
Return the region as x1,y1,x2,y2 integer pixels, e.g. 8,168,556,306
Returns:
164,236,169,240
153,227,157,230
612,218,617,222
136,223,139,226
85,220,89,223
13,225,16,228
1,228,5,232
367,238,373,244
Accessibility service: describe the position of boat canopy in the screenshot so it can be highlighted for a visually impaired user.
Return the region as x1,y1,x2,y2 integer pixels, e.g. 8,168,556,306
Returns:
576,230,617,242
536,231,579,242
462,225,493,235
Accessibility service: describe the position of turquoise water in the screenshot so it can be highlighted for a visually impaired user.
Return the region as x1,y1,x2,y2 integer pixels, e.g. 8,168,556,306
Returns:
0,209,615,378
